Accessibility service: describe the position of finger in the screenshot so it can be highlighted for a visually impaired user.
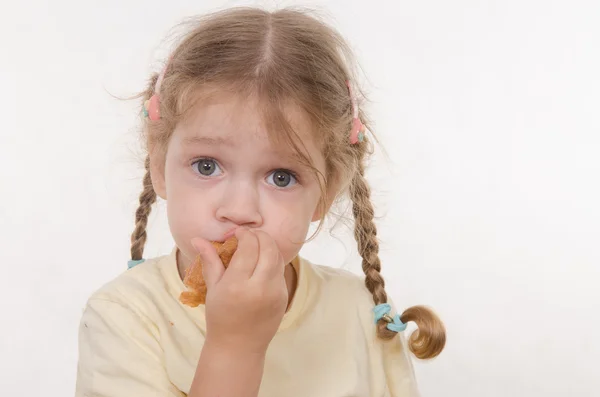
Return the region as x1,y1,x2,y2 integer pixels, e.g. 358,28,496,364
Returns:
223,227,259,281
251,230,284,281
191,237,224,288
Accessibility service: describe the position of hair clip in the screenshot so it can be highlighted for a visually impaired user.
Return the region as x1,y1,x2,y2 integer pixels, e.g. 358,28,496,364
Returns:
143,58,170,121
373,303,407,332
346,80,366,144
143,95,161,121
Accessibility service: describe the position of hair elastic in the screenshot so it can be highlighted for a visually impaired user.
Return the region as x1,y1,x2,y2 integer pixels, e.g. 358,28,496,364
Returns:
143,59,170,121
127,258,146,269
346,80,366,144
373,303,407,332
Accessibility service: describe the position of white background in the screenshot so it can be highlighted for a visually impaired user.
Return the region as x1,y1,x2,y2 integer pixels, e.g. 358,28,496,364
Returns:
1,0,599,396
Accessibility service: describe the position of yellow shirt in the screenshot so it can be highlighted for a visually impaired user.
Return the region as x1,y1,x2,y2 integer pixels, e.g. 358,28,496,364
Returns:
75,248,419,397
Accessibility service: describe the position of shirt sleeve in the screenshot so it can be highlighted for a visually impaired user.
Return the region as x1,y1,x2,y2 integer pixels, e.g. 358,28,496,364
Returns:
75,298,185,397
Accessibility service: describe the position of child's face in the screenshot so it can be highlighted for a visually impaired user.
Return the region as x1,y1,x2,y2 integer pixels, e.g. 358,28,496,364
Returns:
153,92,326,267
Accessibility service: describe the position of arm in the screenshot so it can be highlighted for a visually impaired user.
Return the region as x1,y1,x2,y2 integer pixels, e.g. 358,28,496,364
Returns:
188,341,266,397
187,228,288,397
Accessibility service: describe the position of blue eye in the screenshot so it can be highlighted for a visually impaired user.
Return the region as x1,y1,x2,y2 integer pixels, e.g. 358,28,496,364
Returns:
192,158,222,177
267,170,297,188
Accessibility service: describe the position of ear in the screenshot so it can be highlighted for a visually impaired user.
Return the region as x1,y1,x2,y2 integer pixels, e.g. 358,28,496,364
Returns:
311,206,323,222
311,185,338,222
149,150,167,200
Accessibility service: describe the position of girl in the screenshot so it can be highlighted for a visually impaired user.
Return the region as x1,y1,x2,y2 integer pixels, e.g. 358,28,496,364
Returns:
76,7,446,397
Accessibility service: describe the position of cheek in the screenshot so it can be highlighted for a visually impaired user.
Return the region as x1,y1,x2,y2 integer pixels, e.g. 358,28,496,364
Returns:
278,214,310,241
266,194,320,261
164,162,215,245
166,199,200,258
275,220,310,264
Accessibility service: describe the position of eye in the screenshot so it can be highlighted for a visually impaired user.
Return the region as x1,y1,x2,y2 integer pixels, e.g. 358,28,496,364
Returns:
192,158,222,177
267,169,297,188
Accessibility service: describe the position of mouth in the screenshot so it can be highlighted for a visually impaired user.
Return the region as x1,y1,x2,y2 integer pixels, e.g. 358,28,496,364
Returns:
220,227,238,242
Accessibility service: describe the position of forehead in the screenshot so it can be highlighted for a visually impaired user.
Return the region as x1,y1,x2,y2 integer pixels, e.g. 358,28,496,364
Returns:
173,89,322,161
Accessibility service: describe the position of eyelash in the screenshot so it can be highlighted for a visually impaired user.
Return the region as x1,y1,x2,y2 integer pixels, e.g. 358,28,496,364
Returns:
190,157,301,185
277,169,301,185
190,157,221,178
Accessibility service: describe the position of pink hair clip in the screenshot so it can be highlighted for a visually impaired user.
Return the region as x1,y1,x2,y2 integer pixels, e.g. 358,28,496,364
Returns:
346,80,366,144
143,58,170,121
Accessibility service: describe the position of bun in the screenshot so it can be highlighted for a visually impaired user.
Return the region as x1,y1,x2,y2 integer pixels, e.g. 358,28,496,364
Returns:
179,236,238,307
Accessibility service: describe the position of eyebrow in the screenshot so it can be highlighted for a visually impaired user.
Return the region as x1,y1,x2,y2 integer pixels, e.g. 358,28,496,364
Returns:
182,136,236,146
182,135,315,170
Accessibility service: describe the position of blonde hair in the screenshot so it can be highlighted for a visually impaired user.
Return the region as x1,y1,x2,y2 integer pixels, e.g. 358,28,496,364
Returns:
130,7,445,359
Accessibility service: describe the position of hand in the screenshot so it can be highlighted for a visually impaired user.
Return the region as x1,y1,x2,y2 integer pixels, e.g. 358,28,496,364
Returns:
191,228,288,355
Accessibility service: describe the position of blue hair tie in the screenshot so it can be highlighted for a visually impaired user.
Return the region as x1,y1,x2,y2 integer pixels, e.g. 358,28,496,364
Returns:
127,258,145,269
373,303,407,333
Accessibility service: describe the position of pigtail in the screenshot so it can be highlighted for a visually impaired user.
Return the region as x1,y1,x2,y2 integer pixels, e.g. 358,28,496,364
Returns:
350,160,446,359
399,305,446,359
129,74,160,261
130,156,157,260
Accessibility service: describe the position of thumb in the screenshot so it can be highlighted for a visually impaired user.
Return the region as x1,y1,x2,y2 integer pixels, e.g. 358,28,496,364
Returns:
190,237,225,288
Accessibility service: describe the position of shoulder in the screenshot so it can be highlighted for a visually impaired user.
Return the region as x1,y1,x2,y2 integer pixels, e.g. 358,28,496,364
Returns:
303,258,375,311
84,251,176,320
76,252,187,397
311,261,366,291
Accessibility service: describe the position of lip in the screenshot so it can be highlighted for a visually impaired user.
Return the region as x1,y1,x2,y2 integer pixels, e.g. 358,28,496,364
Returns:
221,227,238,241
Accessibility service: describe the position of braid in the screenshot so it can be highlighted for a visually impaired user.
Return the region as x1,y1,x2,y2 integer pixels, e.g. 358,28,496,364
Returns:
130,156,157,260
350,160,397,340
350,159,446,358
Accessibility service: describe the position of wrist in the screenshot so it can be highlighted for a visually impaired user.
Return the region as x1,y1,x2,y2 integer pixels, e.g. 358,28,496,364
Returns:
203,337,268,363
191,338,267,397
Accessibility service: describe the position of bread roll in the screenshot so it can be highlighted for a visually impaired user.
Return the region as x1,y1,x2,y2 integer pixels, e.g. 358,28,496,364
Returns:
179,236,238,307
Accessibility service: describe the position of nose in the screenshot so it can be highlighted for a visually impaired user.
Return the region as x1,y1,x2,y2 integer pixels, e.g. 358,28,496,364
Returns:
215,179,263,228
